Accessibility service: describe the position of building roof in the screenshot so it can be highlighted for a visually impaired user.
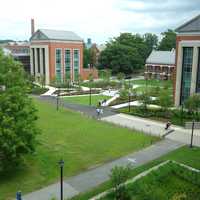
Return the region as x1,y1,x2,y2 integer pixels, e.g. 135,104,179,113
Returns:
30,29,83,42
175,14,200,33
146,50,175,65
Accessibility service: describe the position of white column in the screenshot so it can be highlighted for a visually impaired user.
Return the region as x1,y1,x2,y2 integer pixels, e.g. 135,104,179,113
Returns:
45,47,50,85
30,48,34,75
34,48,38,75
175,44,183,107
39,48,44,75
190,46,199,95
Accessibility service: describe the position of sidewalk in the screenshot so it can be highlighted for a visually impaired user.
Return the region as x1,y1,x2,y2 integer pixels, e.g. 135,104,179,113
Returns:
102,113,200,147
23,139,183,200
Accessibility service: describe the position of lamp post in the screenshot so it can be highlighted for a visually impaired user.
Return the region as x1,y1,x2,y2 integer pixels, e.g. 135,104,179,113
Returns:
0,85,6,92
128,79,131,112
58,159,64,200
57,88,60,111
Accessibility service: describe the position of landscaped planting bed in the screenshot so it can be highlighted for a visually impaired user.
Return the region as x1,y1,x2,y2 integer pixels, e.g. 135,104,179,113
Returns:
119,106,200,126
71,146,200,200
99,161,200,200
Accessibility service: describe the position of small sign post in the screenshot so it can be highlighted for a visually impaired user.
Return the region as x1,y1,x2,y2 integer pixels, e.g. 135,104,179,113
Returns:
185,121,200,148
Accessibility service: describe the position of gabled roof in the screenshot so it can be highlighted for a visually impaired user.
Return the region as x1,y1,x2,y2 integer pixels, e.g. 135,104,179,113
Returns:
175,14,200,33
30,29,83,42
146,50,175,65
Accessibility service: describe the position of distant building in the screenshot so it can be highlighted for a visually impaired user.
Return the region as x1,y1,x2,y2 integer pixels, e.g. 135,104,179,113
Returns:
4,42,30,73
174,14,200,106
145,49,175,80
30,28,84,84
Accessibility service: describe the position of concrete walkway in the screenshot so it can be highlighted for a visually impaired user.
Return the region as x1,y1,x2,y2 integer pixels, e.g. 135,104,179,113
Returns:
102,113,200,147
23,139,183,200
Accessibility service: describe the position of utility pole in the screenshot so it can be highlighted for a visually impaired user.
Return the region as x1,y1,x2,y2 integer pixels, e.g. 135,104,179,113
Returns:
190,120,195,148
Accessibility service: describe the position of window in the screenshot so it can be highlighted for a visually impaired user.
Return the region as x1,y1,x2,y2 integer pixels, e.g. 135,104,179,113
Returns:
196,48,200,93
73,49,79,81
65,49,71,80
55,49,62,82
181,47,193,104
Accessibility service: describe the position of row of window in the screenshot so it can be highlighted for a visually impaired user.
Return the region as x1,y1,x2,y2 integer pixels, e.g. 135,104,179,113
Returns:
180,47,200,104
55,49,80,82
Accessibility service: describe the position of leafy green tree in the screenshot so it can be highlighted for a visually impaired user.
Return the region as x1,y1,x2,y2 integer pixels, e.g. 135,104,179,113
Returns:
98,33,148,74
143,33,158,56
184,94,200,115
117,72,125,88
158,29,176,51
0,50,39,171
83,47,91,68
158,90,173,115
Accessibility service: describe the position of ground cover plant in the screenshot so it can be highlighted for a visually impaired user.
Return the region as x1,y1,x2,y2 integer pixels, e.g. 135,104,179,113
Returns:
101,161,200,200
71,146,200,200
0,99,158,200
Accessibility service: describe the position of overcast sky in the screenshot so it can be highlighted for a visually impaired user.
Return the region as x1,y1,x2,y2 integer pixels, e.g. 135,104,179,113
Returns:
0,0,199,43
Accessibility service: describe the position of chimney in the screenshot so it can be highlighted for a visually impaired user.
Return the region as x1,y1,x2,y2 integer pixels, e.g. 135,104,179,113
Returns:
31,19,35,36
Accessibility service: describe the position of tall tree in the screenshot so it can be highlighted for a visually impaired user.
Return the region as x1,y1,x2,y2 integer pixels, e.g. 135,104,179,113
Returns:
83,47,91,68
158,29,176,51
0,49,39,171
143,33,158,56
98,33,148,74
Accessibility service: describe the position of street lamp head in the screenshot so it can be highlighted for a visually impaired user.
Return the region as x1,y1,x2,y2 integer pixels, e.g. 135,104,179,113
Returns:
0,85,6,91
59,159,64,167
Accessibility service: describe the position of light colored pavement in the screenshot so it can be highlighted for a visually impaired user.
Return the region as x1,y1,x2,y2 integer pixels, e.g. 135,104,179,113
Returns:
102,113,200,147
23,139,183,200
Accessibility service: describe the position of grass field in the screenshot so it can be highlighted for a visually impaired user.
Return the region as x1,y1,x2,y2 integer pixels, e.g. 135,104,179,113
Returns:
0,99,158,200
130,79,173,88
63,95,111,106
72,146,200,200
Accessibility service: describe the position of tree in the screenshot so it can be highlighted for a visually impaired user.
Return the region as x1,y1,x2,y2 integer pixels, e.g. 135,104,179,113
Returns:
184,94,200,115
158,29,176,51
98,33,148,74
0,49,39,171
117,72,125,88
83,47,91,68
143,33,158,56
158,90,173,115
110,165,131,200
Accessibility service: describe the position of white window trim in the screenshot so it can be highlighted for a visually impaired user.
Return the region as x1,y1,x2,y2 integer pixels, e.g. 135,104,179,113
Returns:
55,48,62,81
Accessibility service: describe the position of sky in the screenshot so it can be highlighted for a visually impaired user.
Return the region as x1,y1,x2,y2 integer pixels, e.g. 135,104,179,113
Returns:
0,0,199,44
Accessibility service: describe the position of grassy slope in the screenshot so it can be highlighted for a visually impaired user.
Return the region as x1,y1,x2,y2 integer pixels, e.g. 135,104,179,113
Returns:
0,99,157,200
63,95,110,106
72,146,200,200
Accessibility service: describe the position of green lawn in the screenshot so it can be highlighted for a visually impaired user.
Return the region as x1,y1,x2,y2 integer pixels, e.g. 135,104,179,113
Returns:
131,79,173,88
0,99,158,200
71,146,200,200
63,95,111,106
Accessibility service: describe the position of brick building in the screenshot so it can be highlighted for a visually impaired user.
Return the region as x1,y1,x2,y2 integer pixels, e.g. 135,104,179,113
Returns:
30,19,98,85
145,50,175,80
174,14,200,106
4,42,30,73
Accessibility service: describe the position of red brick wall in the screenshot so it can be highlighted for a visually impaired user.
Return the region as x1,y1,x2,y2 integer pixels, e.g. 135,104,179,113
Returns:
173,35,200,104
48,42,83,81
81,68,98,80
